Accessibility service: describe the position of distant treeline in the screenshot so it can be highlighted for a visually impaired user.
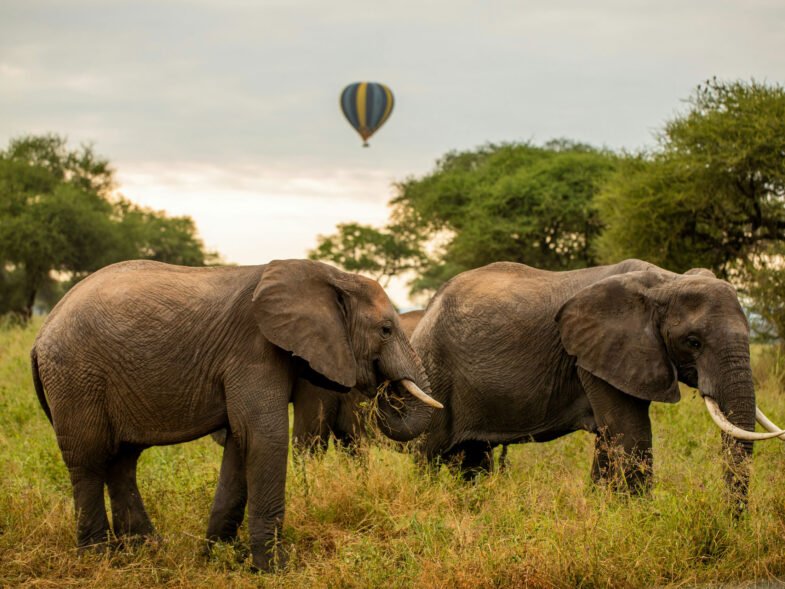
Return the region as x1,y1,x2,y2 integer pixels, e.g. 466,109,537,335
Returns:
310,78,785,341
0,135,217,319
4,79,785,340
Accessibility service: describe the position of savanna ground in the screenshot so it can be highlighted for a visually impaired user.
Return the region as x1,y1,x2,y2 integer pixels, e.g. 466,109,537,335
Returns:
1,319,785,588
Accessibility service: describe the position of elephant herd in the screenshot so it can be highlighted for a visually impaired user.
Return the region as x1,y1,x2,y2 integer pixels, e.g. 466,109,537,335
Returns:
31,257,785,571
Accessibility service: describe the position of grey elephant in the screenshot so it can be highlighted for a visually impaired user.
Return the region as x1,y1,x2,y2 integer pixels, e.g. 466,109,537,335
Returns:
292,309,425,453
31,259,441,571
411,259,784,499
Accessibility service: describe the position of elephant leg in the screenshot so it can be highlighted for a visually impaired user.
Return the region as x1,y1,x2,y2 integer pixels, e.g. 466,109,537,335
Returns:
292,383,332,455
55,404,112,547
244,416,289,571
498,444,509,473
334,397,363,456
332,429,357,455
226,364,292,572
579,368,653,494
69,466,111,547
206,430,248,546
106,444,155,542
445,440,494,480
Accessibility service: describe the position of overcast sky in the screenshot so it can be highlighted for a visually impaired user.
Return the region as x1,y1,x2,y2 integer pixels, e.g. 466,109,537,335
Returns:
2,0,784,305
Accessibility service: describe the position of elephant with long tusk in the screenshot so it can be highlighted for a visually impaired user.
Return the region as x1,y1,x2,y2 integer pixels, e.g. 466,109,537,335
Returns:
410,259,782,504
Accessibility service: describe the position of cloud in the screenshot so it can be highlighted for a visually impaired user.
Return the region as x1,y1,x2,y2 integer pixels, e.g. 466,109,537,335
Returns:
117,163,395,256
2,0,785,304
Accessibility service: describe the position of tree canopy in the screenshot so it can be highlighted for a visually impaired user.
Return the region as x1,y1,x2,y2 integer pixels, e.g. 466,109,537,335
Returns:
0,134,216,319
595,78,785,276
311,140,617,293
309,221,425,287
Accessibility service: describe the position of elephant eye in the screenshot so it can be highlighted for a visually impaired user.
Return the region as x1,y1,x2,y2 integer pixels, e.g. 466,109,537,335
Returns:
686,336,702,350
380,324,393,338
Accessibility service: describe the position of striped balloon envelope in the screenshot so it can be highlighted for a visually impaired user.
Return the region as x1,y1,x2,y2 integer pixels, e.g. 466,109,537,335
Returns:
340,82,395,147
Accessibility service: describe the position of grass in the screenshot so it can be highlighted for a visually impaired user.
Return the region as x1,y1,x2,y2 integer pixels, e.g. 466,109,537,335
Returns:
2,319,785,587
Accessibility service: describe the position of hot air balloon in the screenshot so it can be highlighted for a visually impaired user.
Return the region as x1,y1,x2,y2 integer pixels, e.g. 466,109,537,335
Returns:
340,82,394,147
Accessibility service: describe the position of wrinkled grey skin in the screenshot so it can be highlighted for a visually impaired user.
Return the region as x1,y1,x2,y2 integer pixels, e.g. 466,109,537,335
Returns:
412,259,755,502
31,259,433,571
292,309,425,453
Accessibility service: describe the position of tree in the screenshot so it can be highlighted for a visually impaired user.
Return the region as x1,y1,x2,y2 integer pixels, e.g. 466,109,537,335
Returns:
311,141,617,295
0,134,216,319
0,135,119,318
114,199,218,267
596,79,785,277
391,140,618,292
309,222,425,287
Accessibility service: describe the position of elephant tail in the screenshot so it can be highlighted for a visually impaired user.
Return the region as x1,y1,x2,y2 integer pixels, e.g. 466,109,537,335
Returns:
31,347,53,425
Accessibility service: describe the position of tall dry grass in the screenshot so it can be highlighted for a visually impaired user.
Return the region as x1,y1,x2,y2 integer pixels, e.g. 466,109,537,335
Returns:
1,320,784,587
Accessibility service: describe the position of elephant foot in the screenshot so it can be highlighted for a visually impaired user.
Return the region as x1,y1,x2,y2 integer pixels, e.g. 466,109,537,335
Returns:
592,466,652,497
592,439,653,496
203,536,250,564
76,534,113,555
443,441,494,481
250,544,288,573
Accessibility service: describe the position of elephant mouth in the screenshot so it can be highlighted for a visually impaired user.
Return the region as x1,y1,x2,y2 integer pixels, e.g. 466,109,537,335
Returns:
677,364,698,388
701,394,785,441
370,362,443,409
374,378,443,410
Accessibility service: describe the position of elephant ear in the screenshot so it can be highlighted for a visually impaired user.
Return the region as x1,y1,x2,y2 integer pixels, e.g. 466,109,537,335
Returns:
556,271,680,403
252,259,356,390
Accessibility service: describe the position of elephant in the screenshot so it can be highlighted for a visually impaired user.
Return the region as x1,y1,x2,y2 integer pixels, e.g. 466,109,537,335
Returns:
30,259,441,571
410,259,785,500
292,309,425,453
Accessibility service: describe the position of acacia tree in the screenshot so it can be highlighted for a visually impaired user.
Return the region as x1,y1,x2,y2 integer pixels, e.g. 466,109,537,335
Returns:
0,134,216,319
114,199,218,267
596,79,785,276
0,136,118,318
311,141,617,294
309,221,426,287
392,140,617,291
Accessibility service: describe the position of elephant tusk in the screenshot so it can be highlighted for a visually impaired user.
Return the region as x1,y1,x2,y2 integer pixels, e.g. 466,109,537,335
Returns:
703,396,785,441
401,379,444,409
756,407,785,441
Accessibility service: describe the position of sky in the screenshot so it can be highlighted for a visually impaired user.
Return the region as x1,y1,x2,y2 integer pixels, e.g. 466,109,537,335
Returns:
2,0,785,305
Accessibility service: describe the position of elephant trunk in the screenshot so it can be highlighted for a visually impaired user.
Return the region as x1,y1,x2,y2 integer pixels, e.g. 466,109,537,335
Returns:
714,345,756,508
375,333,437,442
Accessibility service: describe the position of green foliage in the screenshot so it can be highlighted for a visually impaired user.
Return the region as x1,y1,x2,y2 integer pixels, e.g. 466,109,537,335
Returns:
0,134,216,318
393,140,617,291
0,135,119,317
2,321,785,586
596,79,785,276
114,199,219,267
312,141,617,295
744,244,785,343
309,222,426,287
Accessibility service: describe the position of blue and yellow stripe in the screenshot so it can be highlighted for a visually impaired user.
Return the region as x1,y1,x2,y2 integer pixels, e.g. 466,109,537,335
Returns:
340,82,395,146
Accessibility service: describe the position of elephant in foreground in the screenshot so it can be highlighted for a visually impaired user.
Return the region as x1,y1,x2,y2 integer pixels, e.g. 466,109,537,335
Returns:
292,309,425,453
31,259,441,571
411,259,784,499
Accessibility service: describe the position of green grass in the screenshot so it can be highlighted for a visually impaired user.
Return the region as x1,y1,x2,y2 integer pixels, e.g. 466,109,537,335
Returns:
2,320,785,587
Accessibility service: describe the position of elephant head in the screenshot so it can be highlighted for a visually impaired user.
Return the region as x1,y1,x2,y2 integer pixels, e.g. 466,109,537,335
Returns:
252,259,440,441
557,267,784,501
